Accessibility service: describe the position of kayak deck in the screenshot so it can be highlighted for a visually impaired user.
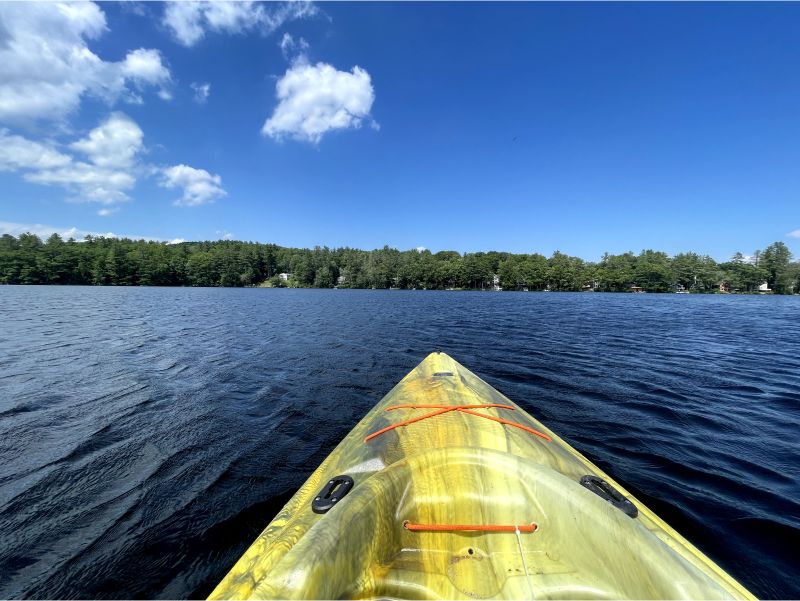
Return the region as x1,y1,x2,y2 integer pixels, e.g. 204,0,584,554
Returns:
210,352,754,600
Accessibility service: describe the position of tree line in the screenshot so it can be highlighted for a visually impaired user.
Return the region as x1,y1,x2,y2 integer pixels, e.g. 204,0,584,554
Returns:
0,233,797,294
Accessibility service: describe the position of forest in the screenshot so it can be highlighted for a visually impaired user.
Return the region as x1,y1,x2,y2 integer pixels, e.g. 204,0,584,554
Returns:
0,233,797,294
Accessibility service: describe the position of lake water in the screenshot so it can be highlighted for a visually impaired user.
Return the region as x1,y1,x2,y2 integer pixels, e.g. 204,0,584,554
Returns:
0,287,797,599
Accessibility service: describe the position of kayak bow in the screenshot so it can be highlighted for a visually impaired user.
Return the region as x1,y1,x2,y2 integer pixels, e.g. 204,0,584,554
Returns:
210,352,754,600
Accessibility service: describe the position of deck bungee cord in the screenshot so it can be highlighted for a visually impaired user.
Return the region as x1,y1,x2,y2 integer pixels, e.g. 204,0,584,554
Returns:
402,520,538,533
365,403,552,443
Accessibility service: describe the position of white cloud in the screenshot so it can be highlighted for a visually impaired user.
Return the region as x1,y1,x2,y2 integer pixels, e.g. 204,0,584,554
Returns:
191,82,211,104
163,2,204,47
163,0,317,47
2,113,223,209
262,59,376,143
120,2,149,18
0,119,139,204
22,113,145,204
0,2,171,124
25,162,137,205
0,220,166,241
160,164,226,206
121,48,171,86
121,48,172,99
216,230,233,240
279,32,309,60
0,129,72,172
787,230,800,239
70,112,144,169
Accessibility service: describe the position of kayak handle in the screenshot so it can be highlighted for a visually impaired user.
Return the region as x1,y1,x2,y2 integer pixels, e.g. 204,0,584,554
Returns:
312,475,354,514
580,475,638,518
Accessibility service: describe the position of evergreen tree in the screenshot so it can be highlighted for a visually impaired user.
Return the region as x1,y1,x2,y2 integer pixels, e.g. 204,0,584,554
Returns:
0,232,794,294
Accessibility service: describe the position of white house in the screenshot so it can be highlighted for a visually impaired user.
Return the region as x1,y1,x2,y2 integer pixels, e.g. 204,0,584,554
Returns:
278,273,291,281
758,282,771,293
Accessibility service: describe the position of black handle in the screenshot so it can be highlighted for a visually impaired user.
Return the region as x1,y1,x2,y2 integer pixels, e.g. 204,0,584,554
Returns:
580,475,638,518
312,475,354,514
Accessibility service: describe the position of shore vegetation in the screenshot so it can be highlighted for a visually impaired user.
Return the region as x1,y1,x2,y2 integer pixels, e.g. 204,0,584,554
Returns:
1,233,797,294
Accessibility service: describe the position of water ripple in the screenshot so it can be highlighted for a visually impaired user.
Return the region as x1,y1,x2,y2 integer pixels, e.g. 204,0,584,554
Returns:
0,287,798,599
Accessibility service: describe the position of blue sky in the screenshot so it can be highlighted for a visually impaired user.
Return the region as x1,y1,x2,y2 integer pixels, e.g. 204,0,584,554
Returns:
1,1,799,261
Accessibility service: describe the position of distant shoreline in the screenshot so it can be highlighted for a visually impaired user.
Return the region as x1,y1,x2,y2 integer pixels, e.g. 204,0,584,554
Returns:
1,284,790,296
1,233,797,294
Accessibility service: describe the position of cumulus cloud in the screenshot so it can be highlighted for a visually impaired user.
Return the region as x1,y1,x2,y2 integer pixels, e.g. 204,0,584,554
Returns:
121,48,172,98
70,112,144,169
26,163,137,205
787,230,800,239
0,130,72,172
163,0,317,47
2,114,225,208
0,4,225,210
0,2,172,124
0,120,138,205
262,59,377,143
160,164,226,206
191,82,211,104
22,113,145,204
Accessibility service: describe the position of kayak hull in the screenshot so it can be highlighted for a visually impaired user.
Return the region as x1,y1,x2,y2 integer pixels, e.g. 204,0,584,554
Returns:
210,352,754,600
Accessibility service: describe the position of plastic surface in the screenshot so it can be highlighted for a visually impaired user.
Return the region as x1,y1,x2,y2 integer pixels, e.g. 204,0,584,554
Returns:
209,352,755,600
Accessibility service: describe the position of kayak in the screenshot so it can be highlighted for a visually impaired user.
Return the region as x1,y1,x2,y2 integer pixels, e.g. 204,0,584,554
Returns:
209,352,755,600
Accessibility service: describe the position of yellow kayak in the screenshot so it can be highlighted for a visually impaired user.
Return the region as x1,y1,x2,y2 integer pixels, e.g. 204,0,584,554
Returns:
210,352,755,600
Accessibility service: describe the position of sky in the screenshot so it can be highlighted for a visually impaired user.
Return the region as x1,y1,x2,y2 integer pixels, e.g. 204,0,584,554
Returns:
1,1,799,261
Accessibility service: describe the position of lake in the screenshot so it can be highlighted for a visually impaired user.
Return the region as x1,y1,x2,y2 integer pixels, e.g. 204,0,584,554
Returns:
0,287,798,599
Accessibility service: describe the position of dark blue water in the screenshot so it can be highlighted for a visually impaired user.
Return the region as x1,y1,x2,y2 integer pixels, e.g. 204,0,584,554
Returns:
0,287,798,599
